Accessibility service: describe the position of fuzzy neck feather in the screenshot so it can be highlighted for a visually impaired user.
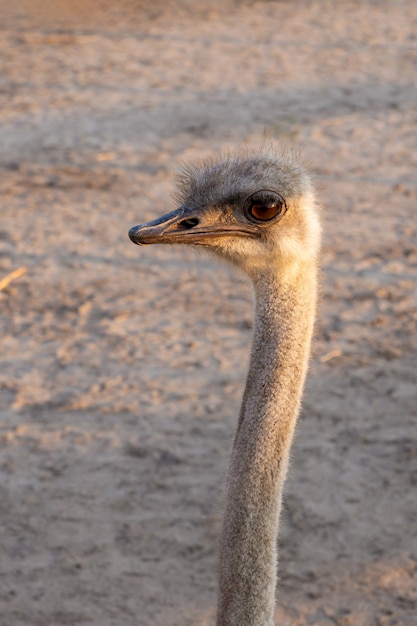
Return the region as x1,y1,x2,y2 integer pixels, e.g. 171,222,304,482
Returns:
216,260,318,626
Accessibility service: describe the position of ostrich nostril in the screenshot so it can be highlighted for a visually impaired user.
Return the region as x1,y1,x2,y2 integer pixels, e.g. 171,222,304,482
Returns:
179,217,199,229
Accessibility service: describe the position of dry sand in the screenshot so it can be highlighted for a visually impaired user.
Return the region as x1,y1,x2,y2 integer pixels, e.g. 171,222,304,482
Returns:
0,1,416,624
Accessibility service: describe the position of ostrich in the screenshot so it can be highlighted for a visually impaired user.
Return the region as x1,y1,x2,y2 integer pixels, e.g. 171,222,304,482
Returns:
128,147,321,625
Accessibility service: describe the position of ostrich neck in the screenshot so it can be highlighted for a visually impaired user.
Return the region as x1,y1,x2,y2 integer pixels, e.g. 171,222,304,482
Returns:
217,262,318,626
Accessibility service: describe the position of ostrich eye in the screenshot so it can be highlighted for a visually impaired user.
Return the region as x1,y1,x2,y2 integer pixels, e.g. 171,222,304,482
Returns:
245,192,286,223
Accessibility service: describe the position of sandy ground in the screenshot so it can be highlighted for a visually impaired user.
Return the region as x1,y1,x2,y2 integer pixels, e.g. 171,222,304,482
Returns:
0,1,416,624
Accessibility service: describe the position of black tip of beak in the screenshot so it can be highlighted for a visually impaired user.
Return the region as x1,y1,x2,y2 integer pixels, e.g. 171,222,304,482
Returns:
128,225,142,244
128,207,200,247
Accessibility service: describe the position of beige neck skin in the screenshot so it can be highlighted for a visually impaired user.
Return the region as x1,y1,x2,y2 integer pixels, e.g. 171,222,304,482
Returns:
217,261,318,626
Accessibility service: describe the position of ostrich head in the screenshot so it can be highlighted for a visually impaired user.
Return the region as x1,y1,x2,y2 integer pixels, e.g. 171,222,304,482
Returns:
129,148,321,279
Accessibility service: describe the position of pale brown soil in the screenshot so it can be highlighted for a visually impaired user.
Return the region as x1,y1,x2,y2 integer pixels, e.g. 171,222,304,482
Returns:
0,1,416,625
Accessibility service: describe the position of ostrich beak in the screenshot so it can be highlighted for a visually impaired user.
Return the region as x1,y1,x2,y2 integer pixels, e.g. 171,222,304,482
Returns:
129,207,256,246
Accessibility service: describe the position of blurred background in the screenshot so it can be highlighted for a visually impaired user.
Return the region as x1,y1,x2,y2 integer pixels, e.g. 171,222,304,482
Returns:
0,1,416,624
